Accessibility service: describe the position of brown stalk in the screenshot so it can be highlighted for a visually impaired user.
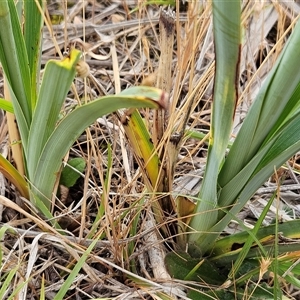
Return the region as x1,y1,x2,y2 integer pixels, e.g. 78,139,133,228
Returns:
153,8,177,228
4,81,25,177
154,8,175,145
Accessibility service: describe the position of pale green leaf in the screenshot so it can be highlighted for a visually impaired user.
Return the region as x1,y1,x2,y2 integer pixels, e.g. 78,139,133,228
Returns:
188,0,241,249
26,49,81,179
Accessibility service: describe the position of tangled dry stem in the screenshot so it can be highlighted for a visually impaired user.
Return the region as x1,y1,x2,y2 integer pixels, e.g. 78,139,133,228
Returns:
1,0,300,299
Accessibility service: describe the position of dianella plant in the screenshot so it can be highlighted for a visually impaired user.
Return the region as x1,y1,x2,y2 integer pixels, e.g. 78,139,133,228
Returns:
0,0,165,220
186,1,300,254
163,0,300,298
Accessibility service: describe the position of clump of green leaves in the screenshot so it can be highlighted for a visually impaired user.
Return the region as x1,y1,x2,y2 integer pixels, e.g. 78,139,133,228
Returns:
0,0,165,219
162,0,300,297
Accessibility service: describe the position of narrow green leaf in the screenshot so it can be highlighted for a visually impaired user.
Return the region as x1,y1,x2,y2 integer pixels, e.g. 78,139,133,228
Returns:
0,265,19,299
217,143,272,210
219,17,300,188
0,0,32,125
53,239,99,300
282,274,300,290
211,219,300,258
6,275,29,300
0,98,14,113
228,192,275,280
24,0,44,108
26,49,81,180
188,0,241,252
4,85,30,151
264,82,300,142
257,114,300,170
211,241,300,268
24,193,60,229
39,275,45,300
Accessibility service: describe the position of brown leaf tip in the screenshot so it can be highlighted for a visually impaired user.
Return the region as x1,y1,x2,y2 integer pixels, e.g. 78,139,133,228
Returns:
160,8,175,35
158,91,169,110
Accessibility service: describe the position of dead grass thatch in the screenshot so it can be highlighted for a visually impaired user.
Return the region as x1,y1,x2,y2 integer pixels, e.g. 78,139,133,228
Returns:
1,1,300,299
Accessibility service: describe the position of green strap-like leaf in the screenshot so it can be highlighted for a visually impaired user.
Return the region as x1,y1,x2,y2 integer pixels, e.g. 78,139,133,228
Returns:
26,49,81,179
189,3,300,256
219,15,300,188
31,87,165,209
0,98,14,113
0,0,32,126
188,0,241,253
24,0,44,108
201,116,300,251
5,87,30,151
212,219,300,257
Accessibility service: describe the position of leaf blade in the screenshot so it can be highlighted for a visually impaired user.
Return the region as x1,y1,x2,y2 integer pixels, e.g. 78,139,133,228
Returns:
219,17,300,188
0,0,32,125
188,0,241,253
31,87,166,208
26,49,81,179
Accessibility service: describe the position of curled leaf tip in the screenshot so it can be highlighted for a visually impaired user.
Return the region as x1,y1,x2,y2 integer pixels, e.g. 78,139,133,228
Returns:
157,91,169,110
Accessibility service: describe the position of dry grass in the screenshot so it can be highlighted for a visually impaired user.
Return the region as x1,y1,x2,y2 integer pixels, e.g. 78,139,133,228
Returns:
1,0,300,299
